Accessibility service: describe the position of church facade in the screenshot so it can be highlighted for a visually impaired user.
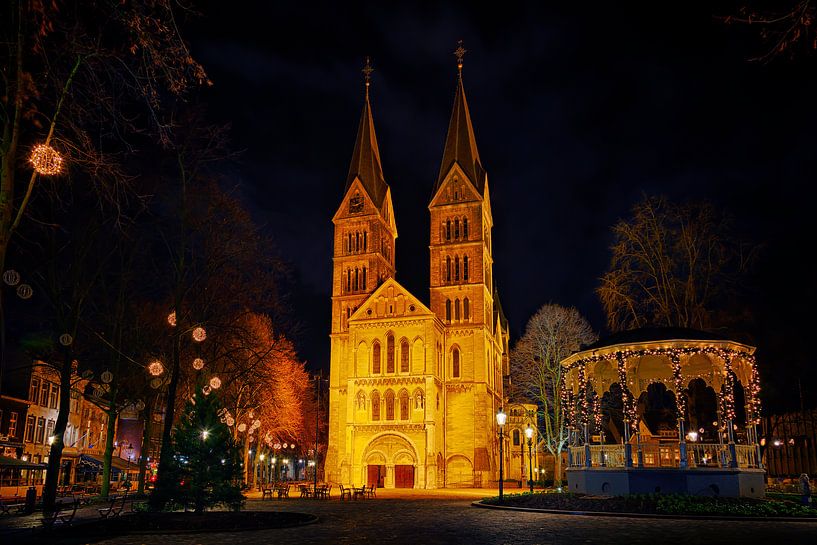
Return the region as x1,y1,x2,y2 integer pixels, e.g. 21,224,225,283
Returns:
325,58,510,489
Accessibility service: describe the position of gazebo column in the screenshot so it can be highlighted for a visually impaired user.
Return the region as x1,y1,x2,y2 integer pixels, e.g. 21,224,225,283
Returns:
671,353,688,469
723,354,739,468
579,362,591,467
616,353,633,468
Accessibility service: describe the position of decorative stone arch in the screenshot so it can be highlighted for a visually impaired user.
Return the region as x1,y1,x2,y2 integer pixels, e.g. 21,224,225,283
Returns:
411,337,424,374
450,343,462,379
356,340,369,377
360,432,420,488
445,454,473,487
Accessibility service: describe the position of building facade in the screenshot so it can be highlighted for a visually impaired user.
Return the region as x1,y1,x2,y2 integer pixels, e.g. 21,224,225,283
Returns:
325,60,510,489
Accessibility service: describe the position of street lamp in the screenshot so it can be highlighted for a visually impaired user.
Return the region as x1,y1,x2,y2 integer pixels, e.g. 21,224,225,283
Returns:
496,407,506,502
525,424,534,493
125,443,134,485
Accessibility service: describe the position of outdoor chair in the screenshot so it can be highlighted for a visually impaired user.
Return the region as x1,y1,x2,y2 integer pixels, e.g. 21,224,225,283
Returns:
339,485,352,500
42,499,78,529
353,485,366,500
98,494,127,518
366,484,376,498
320,484,331,499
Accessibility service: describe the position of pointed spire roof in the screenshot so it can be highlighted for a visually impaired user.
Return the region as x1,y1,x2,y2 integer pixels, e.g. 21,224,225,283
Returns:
435,45,486,195
344,57,388,207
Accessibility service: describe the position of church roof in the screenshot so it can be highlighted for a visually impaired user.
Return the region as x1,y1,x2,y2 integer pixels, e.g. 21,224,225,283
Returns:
345,90,389,207
435,74,486,196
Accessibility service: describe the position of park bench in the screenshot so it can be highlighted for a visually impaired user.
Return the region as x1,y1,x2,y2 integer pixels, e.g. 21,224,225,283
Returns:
1,496,26,515
98,494,127,518
41,499,78,529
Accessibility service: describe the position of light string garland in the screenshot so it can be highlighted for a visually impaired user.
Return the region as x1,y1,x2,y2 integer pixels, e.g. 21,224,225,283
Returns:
670,353,686,419
616,353,637,431
30,144,64,175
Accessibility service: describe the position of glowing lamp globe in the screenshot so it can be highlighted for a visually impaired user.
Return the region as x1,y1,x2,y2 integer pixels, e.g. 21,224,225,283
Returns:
148,360,164,376
496,407,507,428
192,327,207,342
525,424,534,440
30,144,64,175
192,358,205,370
209,376,222,389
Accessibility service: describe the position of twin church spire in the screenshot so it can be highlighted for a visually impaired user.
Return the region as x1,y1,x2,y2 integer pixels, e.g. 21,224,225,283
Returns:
344,46,484,207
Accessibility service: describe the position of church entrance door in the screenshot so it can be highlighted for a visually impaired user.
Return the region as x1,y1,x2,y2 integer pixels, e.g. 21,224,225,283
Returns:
367,465,385,488
394,465,414,488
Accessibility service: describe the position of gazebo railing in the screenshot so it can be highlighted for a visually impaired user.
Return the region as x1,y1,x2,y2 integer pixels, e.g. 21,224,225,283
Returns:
569,443,760,469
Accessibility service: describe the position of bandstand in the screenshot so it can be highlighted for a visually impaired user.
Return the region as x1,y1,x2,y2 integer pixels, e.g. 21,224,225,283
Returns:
562,328,765,498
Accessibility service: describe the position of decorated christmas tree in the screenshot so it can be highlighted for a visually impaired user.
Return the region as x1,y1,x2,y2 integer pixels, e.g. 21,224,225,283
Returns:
151,384,245,512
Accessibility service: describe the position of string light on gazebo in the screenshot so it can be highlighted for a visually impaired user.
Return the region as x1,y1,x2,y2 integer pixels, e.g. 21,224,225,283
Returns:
192,358,205,370
148,360,165,376
29,143,64,176
192,327,207,342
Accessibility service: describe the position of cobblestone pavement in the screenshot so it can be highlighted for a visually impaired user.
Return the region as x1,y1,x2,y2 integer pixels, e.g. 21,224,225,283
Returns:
4,489,816,545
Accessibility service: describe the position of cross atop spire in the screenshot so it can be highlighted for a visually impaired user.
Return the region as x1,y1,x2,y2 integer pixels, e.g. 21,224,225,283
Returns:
454,40,467,78
362,56,374,97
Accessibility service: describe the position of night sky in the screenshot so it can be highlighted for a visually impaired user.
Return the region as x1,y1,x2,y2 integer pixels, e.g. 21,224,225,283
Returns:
186,2,817,412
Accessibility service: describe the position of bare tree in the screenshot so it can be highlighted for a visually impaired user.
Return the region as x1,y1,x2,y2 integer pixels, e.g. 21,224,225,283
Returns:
510,304,597,487
597,195,756,333
720,1,817,62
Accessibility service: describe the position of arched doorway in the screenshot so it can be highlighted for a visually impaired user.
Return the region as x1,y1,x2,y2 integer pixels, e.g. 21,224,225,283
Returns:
361,433,418,489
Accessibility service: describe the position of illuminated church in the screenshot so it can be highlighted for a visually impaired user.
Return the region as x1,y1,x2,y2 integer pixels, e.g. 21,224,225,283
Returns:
325,53,510,489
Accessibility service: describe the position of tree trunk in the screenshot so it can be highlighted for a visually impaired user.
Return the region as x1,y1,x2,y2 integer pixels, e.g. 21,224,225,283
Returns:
153,324,181,507
137,395,155,495
42,353,72,512
554,449,563,489
100,401,118,499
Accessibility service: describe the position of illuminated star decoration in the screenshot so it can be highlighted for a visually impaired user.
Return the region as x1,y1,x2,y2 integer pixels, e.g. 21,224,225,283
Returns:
148,360,164,376
192,327,207,342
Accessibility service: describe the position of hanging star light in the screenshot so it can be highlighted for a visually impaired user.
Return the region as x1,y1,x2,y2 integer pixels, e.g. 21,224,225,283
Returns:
148,360,164,376
202,385,212,395
209,376,222,390
30,144,64,175
192,327,206,342
192,358,205,370
238,423,247,433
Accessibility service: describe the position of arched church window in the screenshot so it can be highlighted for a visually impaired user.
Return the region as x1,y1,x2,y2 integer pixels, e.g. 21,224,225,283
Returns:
385,390,395,421
346,269,351,293
463,298,470,321
454,299,461,321
445,219,451,241
371,391,381,421
400,339,409,373
454,257,460,281
463,217,468,239
355,232,360,252
386,334,395,373
513,429,520,446
354,268,359,291
445,299,451,322
452,348,460,378
362,267,367,290
436,393,440,410
399,390,409,420
347,233,352,254
463,255,469,281
445,256,451,282
363,231,367,251
454,218,460,239
372,341,381,374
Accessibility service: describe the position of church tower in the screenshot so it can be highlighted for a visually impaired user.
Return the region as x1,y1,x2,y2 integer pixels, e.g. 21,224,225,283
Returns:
331,59,397,335
429,45,505,484
429,47,495,334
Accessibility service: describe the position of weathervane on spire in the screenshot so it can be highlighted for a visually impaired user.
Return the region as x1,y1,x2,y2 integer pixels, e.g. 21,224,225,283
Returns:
454,40,467,77
362,56,374,96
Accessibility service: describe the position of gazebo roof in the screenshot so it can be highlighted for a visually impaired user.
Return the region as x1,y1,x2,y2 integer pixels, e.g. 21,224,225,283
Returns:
562,327,755,368
584,327,730,351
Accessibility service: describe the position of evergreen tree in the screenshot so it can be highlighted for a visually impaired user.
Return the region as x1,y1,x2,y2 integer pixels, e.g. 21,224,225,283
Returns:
151,384,245,512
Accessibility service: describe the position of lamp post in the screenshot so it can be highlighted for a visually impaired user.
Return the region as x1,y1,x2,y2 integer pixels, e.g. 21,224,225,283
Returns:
496,407,506,502
125,443,134,485
259,454,265,485
525,424,534,493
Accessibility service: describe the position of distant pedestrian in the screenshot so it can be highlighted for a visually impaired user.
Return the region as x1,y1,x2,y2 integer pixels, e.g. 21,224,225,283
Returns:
799,473,811,506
